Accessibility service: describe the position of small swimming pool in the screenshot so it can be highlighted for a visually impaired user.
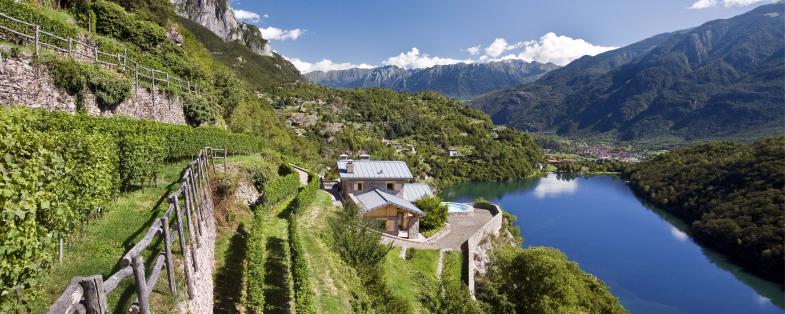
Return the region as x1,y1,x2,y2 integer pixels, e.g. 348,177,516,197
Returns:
444,202,473,213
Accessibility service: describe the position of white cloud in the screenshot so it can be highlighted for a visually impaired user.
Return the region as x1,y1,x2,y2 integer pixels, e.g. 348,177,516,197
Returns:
234,9,261,22
260,27,304,41
484,38,520,58
689,0,768,9
670,227,689,242
533,174,578,199
513,32,616,66
466,45,481,56
383,48,471,69
285,57,374,73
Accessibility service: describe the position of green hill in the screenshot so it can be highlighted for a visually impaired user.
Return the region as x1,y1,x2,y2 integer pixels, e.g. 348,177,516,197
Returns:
624,137,785,282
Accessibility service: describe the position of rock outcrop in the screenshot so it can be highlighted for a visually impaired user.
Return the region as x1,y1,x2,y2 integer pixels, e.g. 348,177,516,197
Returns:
170,0,273,56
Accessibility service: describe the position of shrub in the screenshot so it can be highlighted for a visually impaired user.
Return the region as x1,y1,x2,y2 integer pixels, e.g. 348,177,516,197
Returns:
415,196,448,233
259,171,299,208
89,0,167,51
182,93,219,126
0,0,79,47
288,215,316,313
293,174,319,214
42,56,132,111
328,205,392,270
118,133,164,190
245,211,265,313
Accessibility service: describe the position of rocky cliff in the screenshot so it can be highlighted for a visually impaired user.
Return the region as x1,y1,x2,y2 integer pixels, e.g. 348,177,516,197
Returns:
170,0,272,56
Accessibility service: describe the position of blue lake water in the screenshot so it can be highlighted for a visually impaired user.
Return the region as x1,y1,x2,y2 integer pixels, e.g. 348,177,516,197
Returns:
440,174,784,314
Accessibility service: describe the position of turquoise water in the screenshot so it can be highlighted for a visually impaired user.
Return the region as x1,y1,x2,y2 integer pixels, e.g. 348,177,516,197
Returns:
440,174,784,314
444,202,473,213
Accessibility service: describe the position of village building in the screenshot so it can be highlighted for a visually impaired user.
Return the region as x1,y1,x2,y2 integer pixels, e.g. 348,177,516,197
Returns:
337,156,432,239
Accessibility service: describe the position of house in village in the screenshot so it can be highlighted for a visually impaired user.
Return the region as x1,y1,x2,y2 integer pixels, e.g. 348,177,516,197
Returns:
337,155,432,239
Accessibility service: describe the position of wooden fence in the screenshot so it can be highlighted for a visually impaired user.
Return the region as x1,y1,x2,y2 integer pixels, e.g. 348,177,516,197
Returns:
0,10,200,99
46,147,225,314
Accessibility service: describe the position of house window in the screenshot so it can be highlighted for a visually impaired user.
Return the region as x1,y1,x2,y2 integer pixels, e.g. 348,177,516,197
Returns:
355,182,363,191
387,183,394,191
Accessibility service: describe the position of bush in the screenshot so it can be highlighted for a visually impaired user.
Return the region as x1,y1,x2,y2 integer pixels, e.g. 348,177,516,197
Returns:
293,174,319,214
245,212,265,313
0,0,79,47
415,196,448,233
259,171,300,208
89,0,167,51
182,93,219,126
0,124,116,310
118,133,164,190
42,56,132,111
288,215,316,313
328,205,392,270
477,246,626,314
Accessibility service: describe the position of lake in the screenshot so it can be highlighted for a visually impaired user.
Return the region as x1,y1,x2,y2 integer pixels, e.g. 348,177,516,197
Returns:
440,174,784,314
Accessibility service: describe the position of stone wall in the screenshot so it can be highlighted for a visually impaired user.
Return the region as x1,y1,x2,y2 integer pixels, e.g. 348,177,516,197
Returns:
0,55,186,124
462,203,502,295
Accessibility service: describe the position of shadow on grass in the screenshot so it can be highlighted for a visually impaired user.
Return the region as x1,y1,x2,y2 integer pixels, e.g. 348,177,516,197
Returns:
214,224,249,314
263,237,291,314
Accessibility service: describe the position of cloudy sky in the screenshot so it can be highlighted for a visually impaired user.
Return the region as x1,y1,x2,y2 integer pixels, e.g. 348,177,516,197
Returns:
229,0,771,73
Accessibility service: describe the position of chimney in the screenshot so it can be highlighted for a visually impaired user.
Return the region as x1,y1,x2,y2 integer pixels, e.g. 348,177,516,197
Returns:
339,153,349,160
359,152,371,160
346,159,354,173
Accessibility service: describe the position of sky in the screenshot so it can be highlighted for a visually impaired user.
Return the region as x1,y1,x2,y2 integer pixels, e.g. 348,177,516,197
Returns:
228,0,774,73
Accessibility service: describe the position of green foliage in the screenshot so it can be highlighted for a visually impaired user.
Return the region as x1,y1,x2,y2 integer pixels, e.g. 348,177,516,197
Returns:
88,0,167,51
182,93,219,126
0,122,116,310
0,0,79,47
293,174,319,215
118,133,163,190
245,211,265,313
624,137,785,281
258,168,300,207
556,160,623,174
328,205,393,270
42,56,132,110
415,196,448,233
288,215,316,313
478,246,627,314
270,84,543,184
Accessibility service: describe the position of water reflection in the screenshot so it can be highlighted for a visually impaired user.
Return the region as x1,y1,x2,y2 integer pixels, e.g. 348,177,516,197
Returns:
440,174,785,313
533,174,578,198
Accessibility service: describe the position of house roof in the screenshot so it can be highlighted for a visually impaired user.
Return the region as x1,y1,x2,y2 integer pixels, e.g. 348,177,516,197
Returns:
353,189,425,216
399,183,433,202
337,160,413,180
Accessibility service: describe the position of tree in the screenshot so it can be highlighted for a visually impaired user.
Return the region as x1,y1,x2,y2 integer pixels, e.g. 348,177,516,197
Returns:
478,246,627,314
415,196,448,232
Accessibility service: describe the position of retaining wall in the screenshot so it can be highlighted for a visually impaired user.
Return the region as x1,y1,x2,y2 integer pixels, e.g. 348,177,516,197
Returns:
461,203,502,294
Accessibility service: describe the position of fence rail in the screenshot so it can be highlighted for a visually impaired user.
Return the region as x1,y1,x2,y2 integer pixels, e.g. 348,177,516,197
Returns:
0,10,200,97
47,147,226,314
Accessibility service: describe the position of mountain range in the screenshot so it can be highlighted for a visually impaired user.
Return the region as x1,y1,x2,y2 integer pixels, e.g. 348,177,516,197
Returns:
305,60,559,99
469,2,785,143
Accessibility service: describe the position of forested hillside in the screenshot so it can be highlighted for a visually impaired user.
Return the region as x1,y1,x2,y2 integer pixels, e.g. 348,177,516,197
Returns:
269,83,544,184
624,137,785,281
471,3,785,144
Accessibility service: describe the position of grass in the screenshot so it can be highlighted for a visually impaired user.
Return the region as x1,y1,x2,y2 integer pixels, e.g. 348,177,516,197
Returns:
382,248,441,313
212,170,253,313
29,161,191,313
297,191,361,313
441,251,464,286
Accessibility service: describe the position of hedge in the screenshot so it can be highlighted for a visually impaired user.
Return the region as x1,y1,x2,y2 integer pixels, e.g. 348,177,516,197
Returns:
260,172,300,208
292,174,319,215
245,211,266,313
0,125,116,310
288,215,316,313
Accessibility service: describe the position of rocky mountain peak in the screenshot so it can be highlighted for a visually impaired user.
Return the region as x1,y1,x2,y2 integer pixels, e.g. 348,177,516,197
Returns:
170,0,272,56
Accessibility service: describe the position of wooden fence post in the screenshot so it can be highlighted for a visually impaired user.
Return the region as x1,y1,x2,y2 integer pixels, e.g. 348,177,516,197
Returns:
223,147,227,172
131,256,150,314
182,181,202,248
171,196,196,299
152,74,156,106
68,38,73,59
160,216,176,294
123,48,127,67
80,275,108,314
34,25,40,59
134,64,139,95
58,238,63,263
93,45,98,63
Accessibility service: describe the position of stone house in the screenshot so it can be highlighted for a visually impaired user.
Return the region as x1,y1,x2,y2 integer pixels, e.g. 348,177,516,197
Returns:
337,157,432,239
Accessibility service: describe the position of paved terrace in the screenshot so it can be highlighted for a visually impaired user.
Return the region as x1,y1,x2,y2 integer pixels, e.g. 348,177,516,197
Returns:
380,208,494,250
